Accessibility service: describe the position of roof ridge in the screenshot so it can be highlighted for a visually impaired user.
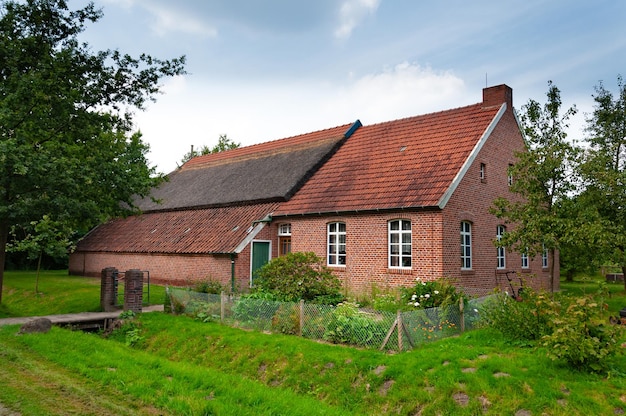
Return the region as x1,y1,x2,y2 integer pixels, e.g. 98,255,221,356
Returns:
359,102,484,129
181,122,355,170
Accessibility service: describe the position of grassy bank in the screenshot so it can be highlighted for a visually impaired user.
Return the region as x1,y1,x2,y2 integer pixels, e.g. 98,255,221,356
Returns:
1,312,624,415
0,271,624,415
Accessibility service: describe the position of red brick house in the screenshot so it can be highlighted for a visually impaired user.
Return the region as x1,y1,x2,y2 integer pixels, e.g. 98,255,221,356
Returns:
69,84,557,295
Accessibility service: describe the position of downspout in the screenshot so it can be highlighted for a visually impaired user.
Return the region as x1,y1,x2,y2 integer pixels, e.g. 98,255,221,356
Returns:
230,253,236,293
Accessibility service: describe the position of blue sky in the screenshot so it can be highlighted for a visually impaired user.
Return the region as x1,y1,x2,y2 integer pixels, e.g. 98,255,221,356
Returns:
75,0,626,173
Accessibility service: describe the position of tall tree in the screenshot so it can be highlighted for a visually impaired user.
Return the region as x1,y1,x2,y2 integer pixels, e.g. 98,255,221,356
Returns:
579,75,626,290
0,0,186,302
492,81,579,293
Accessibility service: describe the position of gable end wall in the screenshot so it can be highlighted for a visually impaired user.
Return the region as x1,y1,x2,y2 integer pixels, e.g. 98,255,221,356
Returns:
441,107,557,294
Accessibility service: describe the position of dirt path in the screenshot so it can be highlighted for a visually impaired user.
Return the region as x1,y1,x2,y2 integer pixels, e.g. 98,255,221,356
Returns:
0,402,21,416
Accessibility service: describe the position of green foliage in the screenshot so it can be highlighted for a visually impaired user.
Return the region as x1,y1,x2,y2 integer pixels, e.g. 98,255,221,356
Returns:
400,277,466,310
492,81,580,293
479,289,557,342
253,252,344,303
180,134,241,165
481,285,625,373
103,312,144,347
231,292,280,324
271,303,301,335
323,302,387,346
542,295,624,372
0,0,186,302
370,278,466,312
578,75,626,291
193,278,224,294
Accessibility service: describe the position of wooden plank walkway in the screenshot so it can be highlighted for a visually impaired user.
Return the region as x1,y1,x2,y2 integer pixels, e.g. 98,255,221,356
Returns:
0,304,164,327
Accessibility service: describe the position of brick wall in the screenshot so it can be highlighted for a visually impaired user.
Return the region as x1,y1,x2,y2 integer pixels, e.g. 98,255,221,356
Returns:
269,211,445,296
68,224,282,291
442,103,557,295
69,251,251,290
265,100,558,296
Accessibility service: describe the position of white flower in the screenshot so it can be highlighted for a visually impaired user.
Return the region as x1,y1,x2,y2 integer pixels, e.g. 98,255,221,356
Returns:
420,294,424,298
473,309,479,313
424,293,430,299
422,282,426,286
411,294,417,300
434,290,439,295
414,302,420,307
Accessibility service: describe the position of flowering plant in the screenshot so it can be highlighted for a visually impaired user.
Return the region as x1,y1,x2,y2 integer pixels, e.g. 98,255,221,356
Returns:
400,278,465,310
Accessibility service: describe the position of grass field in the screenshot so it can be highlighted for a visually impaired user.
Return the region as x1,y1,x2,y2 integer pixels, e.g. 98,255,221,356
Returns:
0,270,165,318
0,271,625,415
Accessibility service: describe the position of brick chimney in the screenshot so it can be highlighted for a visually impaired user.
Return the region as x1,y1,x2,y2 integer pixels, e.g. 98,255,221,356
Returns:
482,84,513,108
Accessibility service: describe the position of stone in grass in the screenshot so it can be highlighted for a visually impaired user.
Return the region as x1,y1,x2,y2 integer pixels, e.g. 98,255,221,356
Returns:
18,318,52,334
453,392,469,407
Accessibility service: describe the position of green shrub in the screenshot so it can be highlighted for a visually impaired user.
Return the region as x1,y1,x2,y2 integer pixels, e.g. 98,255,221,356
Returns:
193,278,225,294
478,289,556,342
371,292,400,312
542,296,624,372
323,302,387,347
400,277,466,310
103,312,144,347
253,252,344,303
232,292,280,323
271,303,300,335
370,278,466,312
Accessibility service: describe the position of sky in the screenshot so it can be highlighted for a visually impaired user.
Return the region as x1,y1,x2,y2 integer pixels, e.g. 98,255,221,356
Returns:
73,0,626,174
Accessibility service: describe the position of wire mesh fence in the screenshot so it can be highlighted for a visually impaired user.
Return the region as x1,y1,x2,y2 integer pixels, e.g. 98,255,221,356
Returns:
166,287,488,351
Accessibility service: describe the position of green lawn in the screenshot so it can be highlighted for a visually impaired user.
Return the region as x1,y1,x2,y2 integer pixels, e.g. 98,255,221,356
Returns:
0,270,166,318
0,271,624,415
560,275,626,315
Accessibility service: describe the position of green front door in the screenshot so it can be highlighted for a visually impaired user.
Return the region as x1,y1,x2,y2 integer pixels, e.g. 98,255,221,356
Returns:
251,241,271,285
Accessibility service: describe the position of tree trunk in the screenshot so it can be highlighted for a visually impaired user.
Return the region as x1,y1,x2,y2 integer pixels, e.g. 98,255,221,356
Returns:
565,269,574,282
0,220,8,304
622,265,626,293
36,250,43,295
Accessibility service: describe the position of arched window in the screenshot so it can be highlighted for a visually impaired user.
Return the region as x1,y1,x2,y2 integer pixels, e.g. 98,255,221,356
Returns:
327,222,346,266
461,221,472,270
389,220,412,268
496,225,506,269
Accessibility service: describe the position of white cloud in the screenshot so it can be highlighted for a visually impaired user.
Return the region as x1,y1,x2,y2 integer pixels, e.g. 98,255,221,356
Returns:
332,62,467,122
137,61,468,173
144,5,217,38
335,0,380,39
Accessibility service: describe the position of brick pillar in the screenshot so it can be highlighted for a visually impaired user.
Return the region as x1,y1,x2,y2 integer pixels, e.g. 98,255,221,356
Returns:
124,269,144,313
100,267,118,312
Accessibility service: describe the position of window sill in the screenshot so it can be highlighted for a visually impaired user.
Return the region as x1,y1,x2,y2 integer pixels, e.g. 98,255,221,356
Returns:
460,269,475,276
387,267,413,274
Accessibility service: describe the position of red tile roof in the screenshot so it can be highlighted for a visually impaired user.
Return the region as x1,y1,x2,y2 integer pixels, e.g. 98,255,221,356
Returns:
273,102,503,216
76,203,279,254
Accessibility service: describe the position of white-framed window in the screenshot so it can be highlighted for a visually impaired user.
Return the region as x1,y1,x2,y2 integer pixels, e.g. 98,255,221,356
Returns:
480,163,486,181
327,222,346,266
521,252,529,269
388,219,411,268
278,223,291,256
278,223,291,236
508,164,514,186
542,244,548,269
496,225,506,269
461,221,472,270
